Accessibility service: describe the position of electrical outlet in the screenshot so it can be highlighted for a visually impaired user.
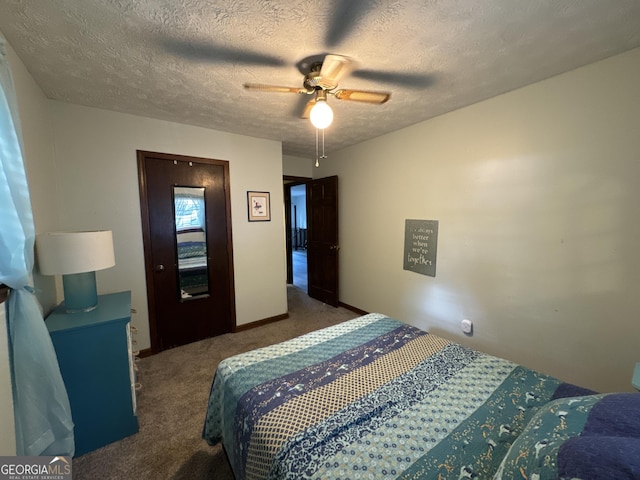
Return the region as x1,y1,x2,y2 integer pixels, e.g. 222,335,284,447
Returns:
461,319,473,334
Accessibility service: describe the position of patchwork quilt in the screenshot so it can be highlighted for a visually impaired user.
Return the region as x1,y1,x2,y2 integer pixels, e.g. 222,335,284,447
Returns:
202,314,628,480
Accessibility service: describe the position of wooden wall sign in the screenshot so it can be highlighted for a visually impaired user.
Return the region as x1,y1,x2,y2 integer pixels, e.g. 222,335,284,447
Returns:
403,219,438,277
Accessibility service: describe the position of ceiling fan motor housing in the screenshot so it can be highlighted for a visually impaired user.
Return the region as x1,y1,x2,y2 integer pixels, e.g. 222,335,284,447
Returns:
303,62,325,91
244,54,391,107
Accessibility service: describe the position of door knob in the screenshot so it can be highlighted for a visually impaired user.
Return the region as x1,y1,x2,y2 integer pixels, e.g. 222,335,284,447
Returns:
154,264,165,272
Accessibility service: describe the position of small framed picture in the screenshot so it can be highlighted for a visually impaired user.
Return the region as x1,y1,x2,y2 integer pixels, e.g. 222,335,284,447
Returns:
247,191,271,222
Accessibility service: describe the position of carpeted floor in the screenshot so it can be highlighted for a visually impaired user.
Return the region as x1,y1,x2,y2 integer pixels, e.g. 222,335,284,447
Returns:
72,286,360,479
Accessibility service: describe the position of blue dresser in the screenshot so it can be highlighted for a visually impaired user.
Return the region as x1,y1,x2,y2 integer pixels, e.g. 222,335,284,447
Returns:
46,291,139,456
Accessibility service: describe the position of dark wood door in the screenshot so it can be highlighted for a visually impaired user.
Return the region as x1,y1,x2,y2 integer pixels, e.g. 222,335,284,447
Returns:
137,151,235,352
307,175,339,306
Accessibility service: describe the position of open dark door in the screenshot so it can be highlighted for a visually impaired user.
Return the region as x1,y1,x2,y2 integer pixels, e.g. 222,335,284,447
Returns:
307,175,339,306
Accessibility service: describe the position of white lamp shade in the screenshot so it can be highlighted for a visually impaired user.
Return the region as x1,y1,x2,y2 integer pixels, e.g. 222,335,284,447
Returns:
310,100,333,129
36,231,115,275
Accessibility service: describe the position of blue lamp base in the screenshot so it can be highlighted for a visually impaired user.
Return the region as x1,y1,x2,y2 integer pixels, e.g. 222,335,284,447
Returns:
62,271,98,313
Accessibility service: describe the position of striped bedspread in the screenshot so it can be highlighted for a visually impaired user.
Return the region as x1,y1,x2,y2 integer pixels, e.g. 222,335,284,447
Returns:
203,314,581,479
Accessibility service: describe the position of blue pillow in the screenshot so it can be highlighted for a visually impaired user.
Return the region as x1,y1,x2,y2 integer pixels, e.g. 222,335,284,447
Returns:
558,436,640,479
493,393,640,480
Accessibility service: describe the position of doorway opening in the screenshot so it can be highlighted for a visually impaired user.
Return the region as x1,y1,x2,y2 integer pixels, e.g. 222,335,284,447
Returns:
284,174,340,307
291,184,307,290
284,176,309,292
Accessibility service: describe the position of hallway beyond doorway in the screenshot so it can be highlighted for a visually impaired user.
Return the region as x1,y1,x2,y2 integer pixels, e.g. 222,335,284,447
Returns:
293,250,307,292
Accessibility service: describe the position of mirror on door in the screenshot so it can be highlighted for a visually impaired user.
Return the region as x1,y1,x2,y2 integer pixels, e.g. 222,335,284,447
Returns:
173,186,209,300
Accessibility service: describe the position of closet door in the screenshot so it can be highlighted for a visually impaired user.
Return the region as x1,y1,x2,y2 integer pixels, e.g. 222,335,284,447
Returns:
138,151,235,352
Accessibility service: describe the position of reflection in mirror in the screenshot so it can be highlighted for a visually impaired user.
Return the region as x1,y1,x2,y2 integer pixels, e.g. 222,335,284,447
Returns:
174,186,209,300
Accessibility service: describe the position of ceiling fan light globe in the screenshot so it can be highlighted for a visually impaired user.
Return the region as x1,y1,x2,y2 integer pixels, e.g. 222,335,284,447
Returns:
310,100,333,129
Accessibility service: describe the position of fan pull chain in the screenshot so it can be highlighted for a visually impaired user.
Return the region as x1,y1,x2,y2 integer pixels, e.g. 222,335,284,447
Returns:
315,128,319,167
321,129,327,160
315,128,328,168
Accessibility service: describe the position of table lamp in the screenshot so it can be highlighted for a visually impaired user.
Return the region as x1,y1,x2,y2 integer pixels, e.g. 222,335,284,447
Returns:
36,231,115,313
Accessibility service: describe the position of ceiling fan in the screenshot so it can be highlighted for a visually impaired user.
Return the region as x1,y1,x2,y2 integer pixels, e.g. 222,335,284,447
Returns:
244,54,390,128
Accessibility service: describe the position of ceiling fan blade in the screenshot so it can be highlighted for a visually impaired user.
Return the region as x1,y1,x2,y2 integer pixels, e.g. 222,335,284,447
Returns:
332,89,391,104
351,70,434,88
325,1,376,47
244,83,309,94
318,54,354,89
301,98,316,119
161,37,285,66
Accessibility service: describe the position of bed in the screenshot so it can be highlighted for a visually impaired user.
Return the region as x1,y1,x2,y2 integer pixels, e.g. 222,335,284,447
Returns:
203,313,639,479
176,228,208,296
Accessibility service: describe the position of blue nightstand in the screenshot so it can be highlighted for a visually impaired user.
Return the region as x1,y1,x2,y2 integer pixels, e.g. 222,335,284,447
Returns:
46,291,138,456
633,363,640,391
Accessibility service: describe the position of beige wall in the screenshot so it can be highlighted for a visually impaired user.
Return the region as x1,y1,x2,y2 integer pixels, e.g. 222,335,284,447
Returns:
283,154,314,178
316,48,640,393
47,102,288,348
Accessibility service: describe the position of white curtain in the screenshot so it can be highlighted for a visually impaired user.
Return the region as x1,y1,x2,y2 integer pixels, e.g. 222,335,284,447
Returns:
0,33,74,456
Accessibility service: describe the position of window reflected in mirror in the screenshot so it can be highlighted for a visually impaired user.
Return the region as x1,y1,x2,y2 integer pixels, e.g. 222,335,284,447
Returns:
174,186,209,300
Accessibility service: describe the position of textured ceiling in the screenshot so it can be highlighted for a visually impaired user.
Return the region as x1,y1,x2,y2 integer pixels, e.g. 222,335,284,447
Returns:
1,1,639,159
